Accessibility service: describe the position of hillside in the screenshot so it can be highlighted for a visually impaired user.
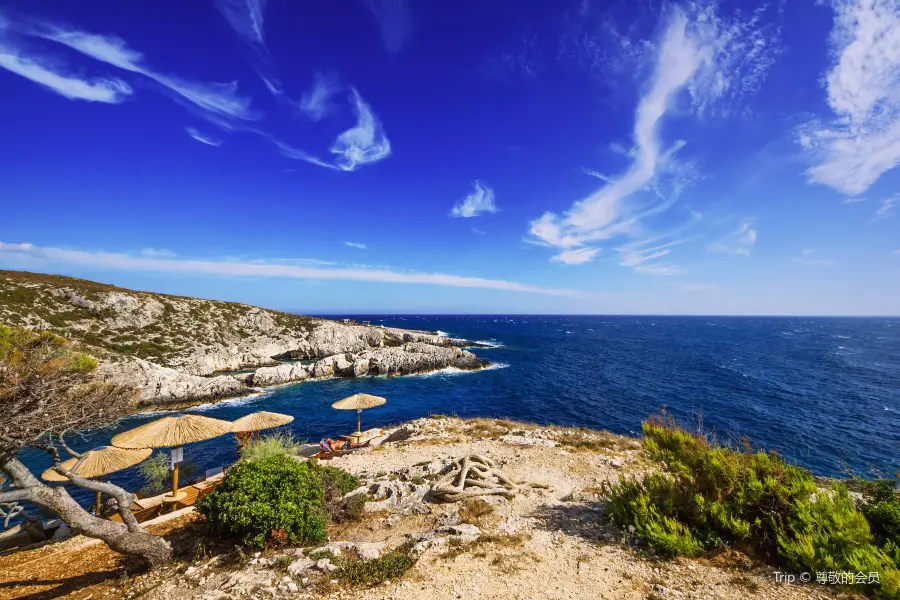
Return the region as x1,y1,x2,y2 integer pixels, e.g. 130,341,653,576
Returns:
0,270,489,406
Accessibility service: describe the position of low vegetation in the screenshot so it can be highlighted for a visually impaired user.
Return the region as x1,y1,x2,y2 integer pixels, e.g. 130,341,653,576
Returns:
602,414,900,599
239,432,301,462
333,541,418,587
197,451,362,548
0,270,321,366
138,453,199,497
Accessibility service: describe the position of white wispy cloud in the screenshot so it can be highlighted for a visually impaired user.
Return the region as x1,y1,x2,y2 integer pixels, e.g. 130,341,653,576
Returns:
877,195,897,218
451,181,498,218
0,43,132,103
798,0,900,195
20,21,255,120
0,241,587,297
551,248,600,265
279,89,390,171
794,248,842,266
214,0,267,47
527,3,777,270
843,196,866,204
617,238,688,274
344,241,367,250
140,248,177,258
471,228,487,235
186,127,223,147
707,221,757,255
363,0,413,54
298,73,339,121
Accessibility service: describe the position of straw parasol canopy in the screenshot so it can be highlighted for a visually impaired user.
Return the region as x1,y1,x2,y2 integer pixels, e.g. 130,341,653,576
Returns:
111,415,233,449
111,414,233,500
331,394,387,411
231,411,294,433
41,446,152,482
332,394,386,436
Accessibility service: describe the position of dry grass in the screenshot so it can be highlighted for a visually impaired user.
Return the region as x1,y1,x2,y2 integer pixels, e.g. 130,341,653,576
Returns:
458,498,496,526
728,576,761,591
553,428,638,452
439,532,531,561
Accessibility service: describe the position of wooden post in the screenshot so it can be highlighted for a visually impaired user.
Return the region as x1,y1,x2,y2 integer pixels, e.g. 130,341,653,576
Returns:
172,454,180,497
95,476,103,515
357,409,361,435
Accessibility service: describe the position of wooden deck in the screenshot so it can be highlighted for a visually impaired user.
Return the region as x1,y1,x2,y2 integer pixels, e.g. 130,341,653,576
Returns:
108,476,222,524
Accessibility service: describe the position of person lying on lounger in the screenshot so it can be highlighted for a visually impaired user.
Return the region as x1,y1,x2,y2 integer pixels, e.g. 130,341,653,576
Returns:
319,438,367,453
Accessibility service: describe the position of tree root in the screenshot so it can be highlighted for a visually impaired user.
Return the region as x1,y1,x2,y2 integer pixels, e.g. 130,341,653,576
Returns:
430,454,521,502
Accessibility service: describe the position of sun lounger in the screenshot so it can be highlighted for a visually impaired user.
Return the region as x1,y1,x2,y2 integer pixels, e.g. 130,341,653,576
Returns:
298,444,322,458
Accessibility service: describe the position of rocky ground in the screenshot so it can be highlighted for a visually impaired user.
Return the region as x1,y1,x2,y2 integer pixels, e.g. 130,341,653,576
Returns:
0,271,489,407
0,417,854,600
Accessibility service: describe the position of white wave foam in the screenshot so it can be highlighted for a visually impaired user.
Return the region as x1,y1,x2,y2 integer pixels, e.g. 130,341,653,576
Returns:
405,363,510,378
436,330,448,337
186,389,274,413
470,339,504,348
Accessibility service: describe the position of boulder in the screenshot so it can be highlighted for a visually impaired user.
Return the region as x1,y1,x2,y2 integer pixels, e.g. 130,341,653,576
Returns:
365,480,430,514
352,358,370,377
287,557,315,576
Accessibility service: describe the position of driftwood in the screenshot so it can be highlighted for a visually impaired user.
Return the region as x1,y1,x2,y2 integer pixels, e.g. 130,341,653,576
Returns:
430,454,521,502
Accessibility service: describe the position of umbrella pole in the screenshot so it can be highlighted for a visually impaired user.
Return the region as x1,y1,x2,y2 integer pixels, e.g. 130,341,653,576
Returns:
357,409,361,436
96,476,103,516
172,451,180,497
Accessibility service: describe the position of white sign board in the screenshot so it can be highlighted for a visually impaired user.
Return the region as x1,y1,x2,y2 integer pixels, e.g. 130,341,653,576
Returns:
170,447,183,468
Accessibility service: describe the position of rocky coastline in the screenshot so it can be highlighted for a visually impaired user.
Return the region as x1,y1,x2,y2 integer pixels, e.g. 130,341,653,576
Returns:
0,270,492,408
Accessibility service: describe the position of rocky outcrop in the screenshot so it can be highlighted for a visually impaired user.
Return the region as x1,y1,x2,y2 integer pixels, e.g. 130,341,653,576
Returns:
250,363,309,387
360,342,486,375
96,358,245,407
0,270,492,407
248,343,489,389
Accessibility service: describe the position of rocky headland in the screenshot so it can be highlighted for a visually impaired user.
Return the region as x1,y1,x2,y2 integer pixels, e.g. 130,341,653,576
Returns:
0,271,490,407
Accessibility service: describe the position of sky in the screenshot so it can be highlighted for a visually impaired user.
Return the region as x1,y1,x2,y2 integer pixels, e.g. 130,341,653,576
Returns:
0,0,898,315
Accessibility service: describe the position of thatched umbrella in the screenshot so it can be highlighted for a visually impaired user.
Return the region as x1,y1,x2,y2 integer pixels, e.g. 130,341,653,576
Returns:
331,394,386,437
42,446,152,514
232,411,294,437
111,415,232,498
231,411,294,449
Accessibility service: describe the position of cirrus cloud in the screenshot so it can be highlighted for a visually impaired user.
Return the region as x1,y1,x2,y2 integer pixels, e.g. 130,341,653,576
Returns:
451,181,498,218
0,241,589,298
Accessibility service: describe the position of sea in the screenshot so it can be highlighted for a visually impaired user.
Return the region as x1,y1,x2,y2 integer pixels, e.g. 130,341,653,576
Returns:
16,315,900,511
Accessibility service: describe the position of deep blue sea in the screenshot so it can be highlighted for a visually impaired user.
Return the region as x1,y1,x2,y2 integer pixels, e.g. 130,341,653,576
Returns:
18,316,900,510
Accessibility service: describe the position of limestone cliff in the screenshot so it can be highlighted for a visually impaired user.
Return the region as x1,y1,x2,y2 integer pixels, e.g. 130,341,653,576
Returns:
0,270,489,406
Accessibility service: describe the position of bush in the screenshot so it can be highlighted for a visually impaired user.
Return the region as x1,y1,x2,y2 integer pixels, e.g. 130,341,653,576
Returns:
310,460,360,497
308,460,362,524
138,453,199,497
197,455,328,548
240,431,300,462
335,541,418,586
602,415,900,599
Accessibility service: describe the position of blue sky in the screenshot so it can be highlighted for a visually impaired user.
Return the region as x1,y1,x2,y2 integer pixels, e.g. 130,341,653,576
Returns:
0,0,898,315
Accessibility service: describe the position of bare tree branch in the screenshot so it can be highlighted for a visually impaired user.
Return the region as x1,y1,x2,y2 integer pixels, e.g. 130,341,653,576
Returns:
0,326,171,564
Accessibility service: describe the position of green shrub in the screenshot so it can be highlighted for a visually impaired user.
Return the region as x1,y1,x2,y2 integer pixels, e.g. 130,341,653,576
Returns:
308,460,362,523
197,455,328,548
602,415,900,599
310,460,360,497
335,541,417,586
240,432,300,462
138,454,199,497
